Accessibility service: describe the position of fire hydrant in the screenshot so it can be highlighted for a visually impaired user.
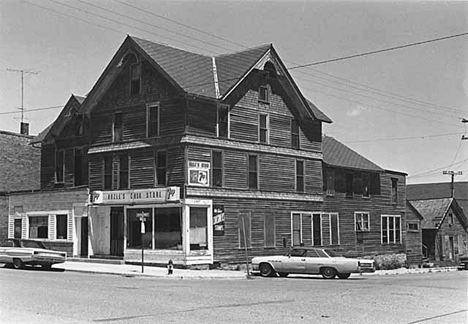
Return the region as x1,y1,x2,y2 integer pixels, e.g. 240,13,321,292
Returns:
167,259,174,275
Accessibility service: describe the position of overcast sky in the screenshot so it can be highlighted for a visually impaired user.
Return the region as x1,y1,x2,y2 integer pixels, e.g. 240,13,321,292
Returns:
1,0,467,185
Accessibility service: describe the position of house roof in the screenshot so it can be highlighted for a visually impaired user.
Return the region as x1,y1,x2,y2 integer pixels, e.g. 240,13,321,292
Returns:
322,135,384,172
408,198,453,229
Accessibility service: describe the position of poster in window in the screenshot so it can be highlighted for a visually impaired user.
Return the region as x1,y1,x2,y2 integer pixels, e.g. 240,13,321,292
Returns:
213,205,225,236
188,161,210,186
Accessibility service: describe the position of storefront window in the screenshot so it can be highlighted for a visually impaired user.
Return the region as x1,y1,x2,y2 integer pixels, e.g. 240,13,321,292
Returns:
189,207,208,250
29,216,48,239
127,209,153,249
155,208,182,250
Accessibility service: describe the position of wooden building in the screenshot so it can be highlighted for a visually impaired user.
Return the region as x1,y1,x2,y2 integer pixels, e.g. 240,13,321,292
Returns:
6,35,410,265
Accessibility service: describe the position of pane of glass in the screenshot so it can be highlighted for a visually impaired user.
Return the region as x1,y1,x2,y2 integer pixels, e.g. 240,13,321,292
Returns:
127,209,153,249
155,208,181,250
330,214,339,245
313,214,321,246
190,207,208,250
212,151,222,168
56,215,67,240
248,155,257,171
260,114,267,128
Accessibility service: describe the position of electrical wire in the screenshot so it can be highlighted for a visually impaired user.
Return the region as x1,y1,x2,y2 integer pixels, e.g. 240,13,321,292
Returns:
407,158,468,179
344,132,463,144
0,105,63,115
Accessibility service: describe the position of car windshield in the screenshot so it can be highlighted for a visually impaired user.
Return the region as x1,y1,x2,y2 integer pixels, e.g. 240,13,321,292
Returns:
15,240,47,249
324,249,343,257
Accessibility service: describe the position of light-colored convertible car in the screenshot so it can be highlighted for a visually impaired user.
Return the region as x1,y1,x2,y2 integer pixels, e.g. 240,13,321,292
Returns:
0,239,67,270
252,247,375,279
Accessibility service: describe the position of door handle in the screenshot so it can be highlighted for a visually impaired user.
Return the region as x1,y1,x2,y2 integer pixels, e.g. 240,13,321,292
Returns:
301,259,306,261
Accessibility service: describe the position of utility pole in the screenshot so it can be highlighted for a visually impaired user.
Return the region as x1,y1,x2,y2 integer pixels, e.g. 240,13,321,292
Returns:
442,171,463,198
7,68,40,131
462,118,468,140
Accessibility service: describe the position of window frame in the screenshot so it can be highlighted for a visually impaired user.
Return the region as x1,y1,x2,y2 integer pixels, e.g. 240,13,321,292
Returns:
130,62,141,95
258,113,269,144
391,178,398,203
248,154,258,189
258,86,269,103
407,221,420,232
291,212,303,247
28,215,49,239
154,150,167,186
113,112,123,143
312,213,322,246
146,103,160,138
355,211,370,232
291,119,300,148
212,150,223,187
381,215,401,244
56,214,68,240
118,154,129,189
74,148,86,186
55,149,65,184
217,104,229,138
103,155,113,190
296,159,304,192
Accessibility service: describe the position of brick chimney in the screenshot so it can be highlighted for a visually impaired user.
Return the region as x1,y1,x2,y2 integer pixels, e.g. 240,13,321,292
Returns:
20,122,29,135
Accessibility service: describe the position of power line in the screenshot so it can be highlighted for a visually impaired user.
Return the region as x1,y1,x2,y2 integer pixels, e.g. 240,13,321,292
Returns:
0,105,63,115
288,32,468,69
407,158,468,179
344,132,463,144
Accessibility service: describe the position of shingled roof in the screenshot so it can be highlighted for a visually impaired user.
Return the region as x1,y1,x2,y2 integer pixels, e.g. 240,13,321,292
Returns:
408,198,468,229
322,135,384,172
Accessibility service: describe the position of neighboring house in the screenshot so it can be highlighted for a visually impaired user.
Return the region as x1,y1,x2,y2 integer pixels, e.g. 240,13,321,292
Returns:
0,129,41,244
405,201,424,266
6,35,406,265
407,198,468,265
321,135,408,259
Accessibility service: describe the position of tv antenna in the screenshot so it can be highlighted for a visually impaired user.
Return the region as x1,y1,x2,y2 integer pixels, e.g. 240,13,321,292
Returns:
7,68,40,124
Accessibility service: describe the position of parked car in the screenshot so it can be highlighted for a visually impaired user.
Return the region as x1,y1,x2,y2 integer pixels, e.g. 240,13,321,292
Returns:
251,247,375,279
0,239,67,270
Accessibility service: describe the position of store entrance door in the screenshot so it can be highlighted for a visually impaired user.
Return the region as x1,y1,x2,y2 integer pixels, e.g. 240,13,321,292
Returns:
110,207,124,256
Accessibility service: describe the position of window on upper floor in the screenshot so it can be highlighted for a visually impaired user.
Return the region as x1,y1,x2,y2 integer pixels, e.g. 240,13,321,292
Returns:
346,174,354,198
118,154,129,189
147,103,159,138
259,113,269,143
113,112,123,143
296,160,304,192
382,215,401,244
103,155,113,190
75,115,84,136
212,150,223,187
407,221,420,232
448,213,454,226
355,212,370,231
362,173,370,197
55,149,65,184
258,86,269,103
74,148,87,186
217,104,229,138
291,119,300,148
324,169,335,196
391,178,398,203
130,63,141,95
154,151,167,186
248,154,258,189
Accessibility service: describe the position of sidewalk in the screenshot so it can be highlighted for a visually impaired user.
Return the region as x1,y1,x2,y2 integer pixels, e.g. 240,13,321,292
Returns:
58,259,461,280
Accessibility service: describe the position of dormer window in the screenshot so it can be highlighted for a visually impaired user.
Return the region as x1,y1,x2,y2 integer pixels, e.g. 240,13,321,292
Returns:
130,63,141,95
259,86,269,103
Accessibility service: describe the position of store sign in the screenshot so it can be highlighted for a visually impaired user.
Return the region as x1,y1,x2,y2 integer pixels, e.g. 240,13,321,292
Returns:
91,187,180,205
188,161,210,186
213,205,225,236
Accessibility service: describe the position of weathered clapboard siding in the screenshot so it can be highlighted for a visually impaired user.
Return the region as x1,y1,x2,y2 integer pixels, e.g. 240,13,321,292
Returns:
166,145,186,187
129,150,154,189
88,155,103,192
405,203,423,266
211,198,323,263
40,145,56,189
305,159,323,194
223,149,248,189
229,105,259,142
186,99,217,136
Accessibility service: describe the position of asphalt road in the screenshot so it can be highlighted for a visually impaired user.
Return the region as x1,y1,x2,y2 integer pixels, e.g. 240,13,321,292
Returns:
0,267,467,324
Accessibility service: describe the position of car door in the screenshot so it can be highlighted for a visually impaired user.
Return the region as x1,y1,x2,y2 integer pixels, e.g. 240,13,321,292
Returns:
282,248,307,273
304,249,322,274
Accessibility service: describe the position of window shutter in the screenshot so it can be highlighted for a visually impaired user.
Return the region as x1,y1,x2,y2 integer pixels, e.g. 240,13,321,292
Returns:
22,214,28,239
49,215,56,240
68,214,73,242
8,214,14,239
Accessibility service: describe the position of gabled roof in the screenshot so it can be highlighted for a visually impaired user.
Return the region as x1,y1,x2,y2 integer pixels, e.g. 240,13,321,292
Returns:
408,198,468,229
322,135,384,172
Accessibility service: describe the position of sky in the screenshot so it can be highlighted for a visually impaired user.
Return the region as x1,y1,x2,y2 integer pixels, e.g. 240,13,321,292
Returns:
1,0,467,185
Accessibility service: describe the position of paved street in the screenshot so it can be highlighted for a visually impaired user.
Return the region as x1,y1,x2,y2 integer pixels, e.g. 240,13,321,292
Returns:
0,266,467,324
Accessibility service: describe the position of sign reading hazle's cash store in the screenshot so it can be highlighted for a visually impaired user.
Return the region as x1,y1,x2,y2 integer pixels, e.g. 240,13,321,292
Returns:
91,187,180,205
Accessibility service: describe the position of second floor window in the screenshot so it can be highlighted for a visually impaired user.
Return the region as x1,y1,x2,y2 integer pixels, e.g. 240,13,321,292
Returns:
259,113,269,143
355,212,370,231
217,104,229,138
391,178,398,203
155,151,167,186
74,148,86,186
362,173,370,197
147,103,159,138
119,154,129,189
130,63,141,95
103,156,112,190
291,119,299,148
55,149,64,183
258,86,269,103
212,150,223,187
248,154,258,189
296,160,304,192
113,112,123,143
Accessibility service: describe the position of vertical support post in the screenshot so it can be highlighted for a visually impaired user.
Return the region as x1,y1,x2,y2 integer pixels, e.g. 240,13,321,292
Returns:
141,219,144,274
242,216,250,279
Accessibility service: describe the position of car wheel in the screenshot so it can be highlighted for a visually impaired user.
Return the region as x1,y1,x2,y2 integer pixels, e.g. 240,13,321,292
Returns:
337,273,351,279
278,272,289,278
321,267,337,279
13,258,23,269
259,263,274,277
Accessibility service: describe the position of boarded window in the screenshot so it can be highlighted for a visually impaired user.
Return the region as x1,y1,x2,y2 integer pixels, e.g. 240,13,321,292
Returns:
147,104,159,138
103,156,113,190
264,214,275,247
238,213,251,248
55,149,64,183
155,151,167,186
248,155,258,189
29,216,48,239
56,215,68,240
296,160,304,192
113,112,123,142
212,151,223,187
291,119,299,148
217,105,229,138
119,154,129,189
130,63,141,95
259,113,268,143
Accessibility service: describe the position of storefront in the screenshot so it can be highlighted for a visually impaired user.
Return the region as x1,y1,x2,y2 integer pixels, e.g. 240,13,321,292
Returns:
89,187,213,265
